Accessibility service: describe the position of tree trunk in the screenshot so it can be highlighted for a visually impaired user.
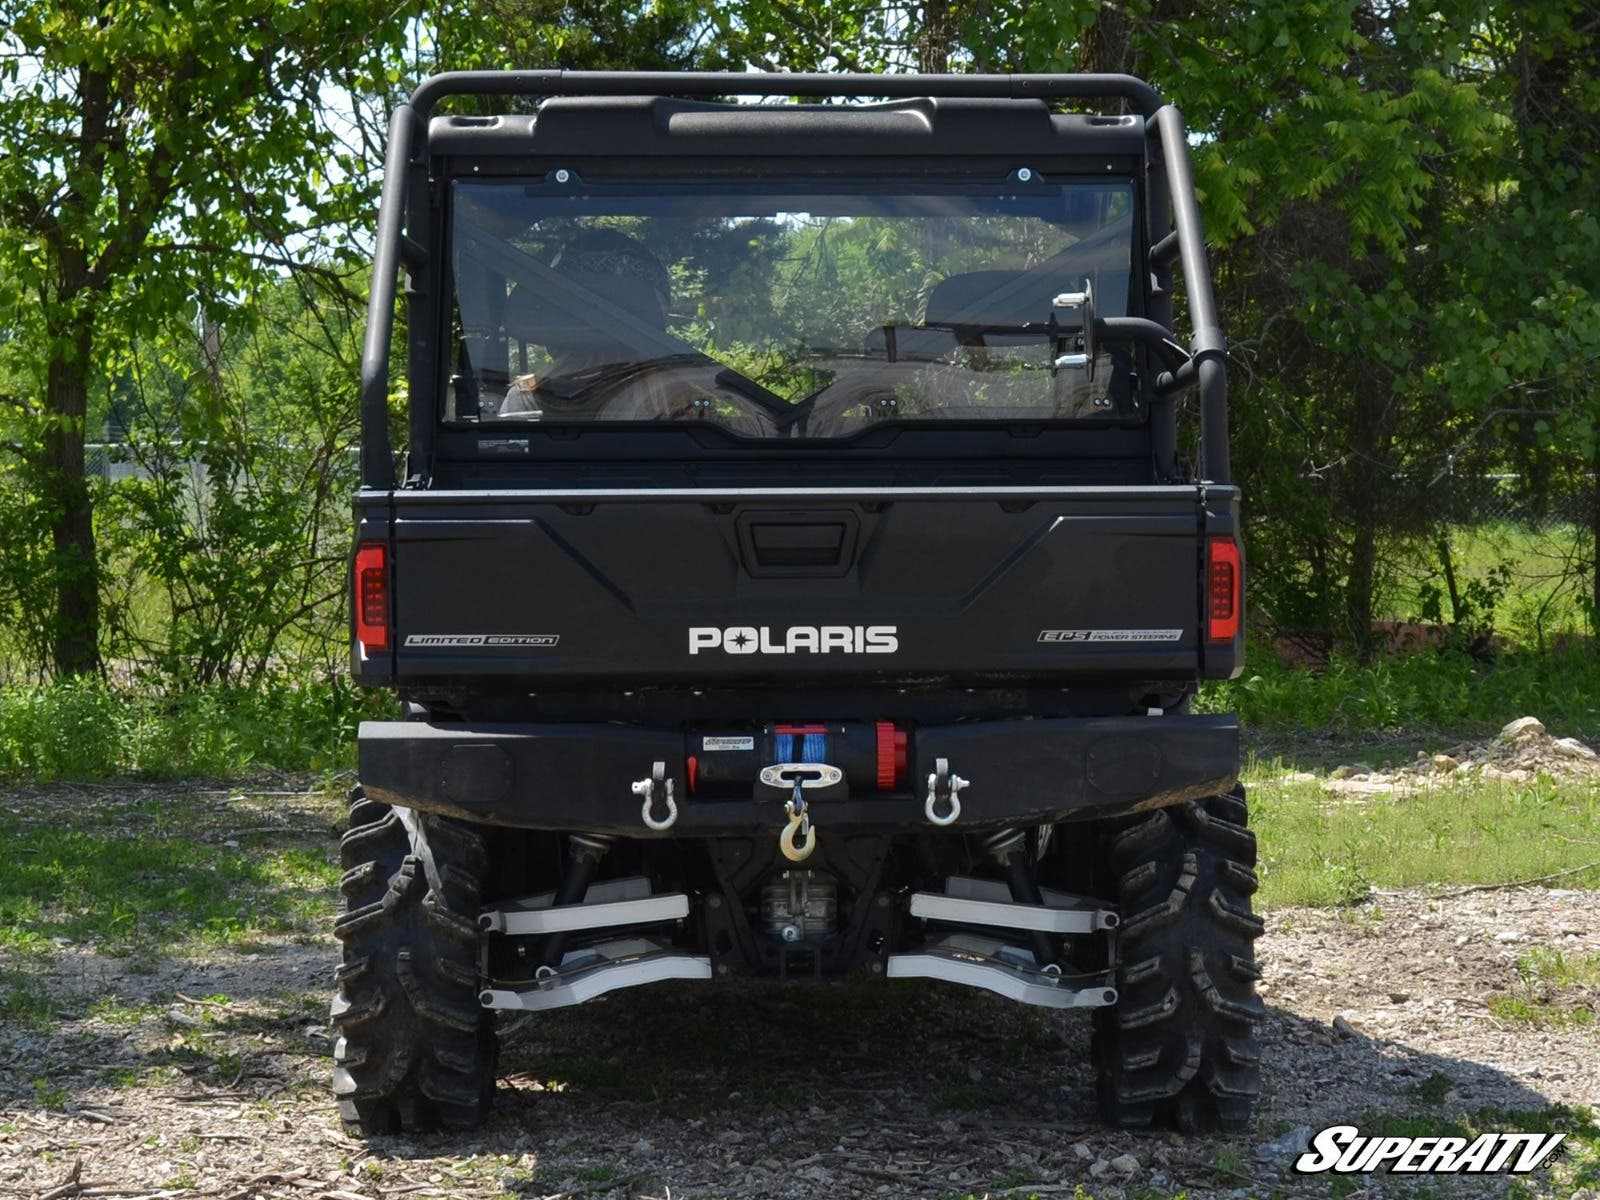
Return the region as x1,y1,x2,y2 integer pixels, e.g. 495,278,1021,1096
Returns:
1344,385,1391,662
917,0,957,73
1591,431,1600,645
1346,513,1378,662
44,317,100,676
1077,5,1133,76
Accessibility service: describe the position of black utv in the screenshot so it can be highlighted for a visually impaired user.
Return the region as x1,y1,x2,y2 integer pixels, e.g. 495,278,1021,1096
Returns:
338,69,1260,1138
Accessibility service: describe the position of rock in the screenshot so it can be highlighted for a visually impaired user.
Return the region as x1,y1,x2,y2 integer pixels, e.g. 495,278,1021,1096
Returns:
1389,992,1411,1004
1329,764,1372,780
1255,1125,1312,1163
1552,737,1597,760
634,1138,653,1153
1089,1159,1112,1179
1494,930,1523,944
801,1167,835,1186
1332,1014,1358,1039
1454,933,1471,947
1072,1142,1094,1161
1500,716,1545,740
164,1005,202,1028
1431,754,1459,773
1110,1153,1141,1175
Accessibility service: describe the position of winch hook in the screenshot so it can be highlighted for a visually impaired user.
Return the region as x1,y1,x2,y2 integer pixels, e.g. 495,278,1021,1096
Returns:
780,780,816,863
780,810,816,862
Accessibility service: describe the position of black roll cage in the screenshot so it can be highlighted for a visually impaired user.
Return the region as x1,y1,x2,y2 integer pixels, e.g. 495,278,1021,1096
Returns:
360,71,1228,489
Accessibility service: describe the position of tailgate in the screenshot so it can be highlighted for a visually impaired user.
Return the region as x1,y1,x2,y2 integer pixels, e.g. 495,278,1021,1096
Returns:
384,486,1210,683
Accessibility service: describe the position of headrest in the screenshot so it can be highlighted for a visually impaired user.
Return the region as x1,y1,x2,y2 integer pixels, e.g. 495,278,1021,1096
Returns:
924,271,1055,327
503,271,663,346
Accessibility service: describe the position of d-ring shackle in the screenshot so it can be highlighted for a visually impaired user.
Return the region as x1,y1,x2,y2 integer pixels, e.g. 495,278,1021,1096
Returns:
925,757,968,826
632,761,677,831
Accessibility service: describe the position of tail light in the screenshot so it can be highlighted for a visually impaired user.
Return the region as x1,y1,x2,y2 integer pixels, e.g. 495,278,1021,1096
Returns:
354,541,390,652
875,721,908,790
1207,535,1242,643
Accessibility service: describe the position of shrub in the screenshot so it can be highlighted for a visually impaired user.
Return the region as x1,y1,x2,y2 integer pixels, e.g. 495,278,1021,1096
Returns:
0,673,393,779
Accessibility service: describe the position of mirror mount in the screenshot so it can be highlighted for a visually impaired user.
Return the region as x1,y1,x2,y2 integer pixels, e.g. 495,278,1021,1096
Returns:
1051,278,1097,383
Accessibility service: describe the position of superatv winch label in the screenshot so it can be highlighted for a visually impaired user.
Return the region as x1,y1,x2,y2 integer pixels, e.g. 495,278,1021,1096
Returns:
689,626,898,655
1294,1125,1565,1176
701,736,755,751
404,634,560,647
1037,628,1183,643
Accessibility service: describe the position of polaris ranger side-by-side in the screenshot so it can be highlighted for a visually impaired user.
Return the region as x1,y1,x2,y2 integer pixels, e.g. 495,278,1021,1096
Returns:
340,70,1259,1137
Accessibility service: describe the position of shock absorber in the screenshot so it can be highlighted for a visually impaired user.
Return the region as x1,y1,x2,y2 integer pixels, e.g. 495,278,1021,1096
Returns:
979,827,1057,969
539,832,613,968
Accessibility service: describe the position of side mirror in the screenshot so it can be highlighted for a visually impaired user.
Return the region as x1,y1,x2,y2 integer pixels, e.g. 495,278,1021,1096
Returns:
1052,278,1096,383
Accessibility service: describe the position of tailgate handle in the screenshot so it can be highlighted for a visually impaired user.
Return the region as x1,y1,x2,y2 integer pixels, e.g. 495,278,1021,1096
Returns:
748,521,847,567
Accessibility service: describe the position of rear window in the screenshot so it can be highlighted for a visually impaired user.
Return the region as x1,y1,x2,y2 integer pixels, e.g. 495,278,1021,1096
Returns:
446,178,1136,439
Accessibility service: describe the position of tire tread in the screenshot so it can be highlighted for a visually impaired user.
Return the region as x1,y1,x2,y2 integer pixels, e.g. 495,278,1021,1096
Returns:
329,786,496,1137
1093,788,1263,1132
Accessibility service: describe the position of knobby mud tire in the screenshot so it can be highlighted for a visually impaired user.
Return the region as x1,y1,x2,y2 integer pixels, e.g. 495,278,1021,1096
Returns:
1092,787,1265,1132
330,785,497,1136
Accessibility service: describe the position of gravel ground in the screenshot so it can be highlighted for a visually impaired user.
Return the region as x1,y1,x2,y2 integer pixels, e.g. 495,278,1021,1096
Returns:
2,792,1598,1199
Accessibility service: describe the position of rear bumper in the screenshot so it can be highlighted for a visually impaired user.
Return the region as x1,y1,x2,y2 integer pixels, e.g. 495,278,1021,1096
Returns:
358,713,1239,835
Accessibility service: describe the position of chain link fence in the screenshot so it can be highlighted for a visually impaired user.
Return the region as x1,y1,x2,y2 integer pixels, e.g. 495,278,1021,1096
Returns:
1427,469,1594,531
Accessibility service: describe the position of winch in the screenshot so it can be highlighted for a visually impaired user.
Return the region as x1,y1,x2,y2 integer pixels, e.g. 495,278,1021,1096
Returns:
684,721,909,798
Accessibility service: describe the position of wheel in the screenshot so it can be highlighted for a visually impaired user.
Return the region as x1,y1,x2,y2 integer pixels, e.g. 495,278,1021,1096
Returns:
1091,787,1264,1132
330,785,497,1136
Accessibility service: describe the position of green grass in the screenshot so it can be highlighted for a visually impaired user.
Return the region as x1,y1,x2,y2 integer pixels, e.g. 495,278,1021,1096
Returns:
0,673,394,779
1405,1072,1456,1104
87,995,165,1026
1200,646,1600,737
0,806,338,957
1,968,56,1031
1485,948,1600,1027
1517,947,1600,989
1353,1105,1599,1192
1487,994,1595,1027
1385,522,1590,647
1246,767,1600,908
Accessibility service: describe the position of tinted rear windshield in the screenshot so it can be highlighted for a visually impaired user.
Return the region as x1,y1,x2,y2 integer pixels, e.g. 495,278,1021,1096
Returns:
446,178,1136,438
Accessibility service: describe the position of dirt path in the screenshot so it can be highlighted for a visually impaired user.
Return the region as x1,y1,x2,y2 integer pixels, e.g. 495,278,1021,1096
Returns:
3,881,1597,1199
3,773,1597,1198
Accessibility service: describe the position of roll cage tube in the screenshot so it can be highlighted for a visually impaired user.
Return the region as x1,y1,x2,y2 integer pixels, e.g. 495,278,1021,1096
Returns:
358,71,1228,489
